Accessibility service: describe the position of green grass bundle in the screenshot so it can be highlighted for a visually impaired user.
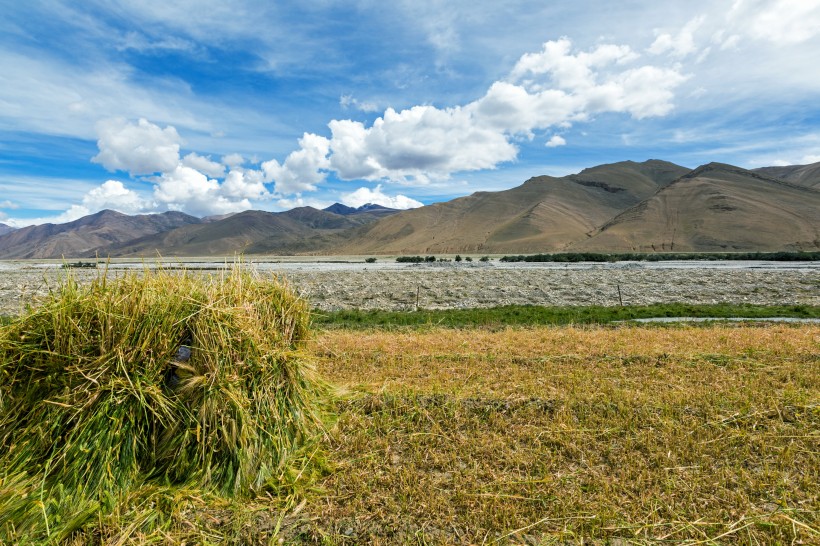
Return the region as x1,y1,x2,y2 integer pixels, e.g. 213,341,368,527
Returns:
0,265,323,540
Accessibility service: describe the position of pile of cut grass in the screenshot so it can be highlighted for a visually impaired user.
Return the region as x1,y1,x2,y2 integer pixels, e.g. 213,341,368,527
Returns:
0,265,324,543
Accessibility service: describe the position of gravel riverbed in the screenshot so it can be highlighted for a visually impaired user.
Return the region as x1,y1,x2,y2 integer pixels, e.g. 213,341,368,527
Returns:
1,261,817,313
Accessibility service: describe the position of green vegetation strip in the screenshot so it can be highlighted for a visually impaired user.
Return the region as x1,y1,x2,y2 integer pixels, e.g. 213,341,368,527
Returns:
313,303,820,329
499,251,820,262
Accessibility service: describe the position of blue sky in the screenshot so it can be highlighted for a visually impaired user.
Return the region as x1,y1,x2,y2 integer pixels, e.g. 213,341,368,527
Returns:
1,0,819,226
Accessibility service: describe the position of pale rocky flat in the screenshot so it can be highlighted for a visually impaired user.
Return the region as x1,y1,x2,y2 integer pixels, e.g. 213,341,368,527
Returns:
0,262,817,314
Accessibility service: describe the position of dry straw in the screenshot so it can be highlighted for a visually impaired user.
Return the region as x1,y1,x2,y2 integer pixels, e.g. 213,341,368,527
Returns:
0,264,324,541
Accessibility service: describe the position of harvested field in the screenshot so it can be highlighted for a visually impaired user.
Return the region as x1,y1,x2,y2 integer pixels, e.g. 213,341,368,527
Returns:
0,262,818,544
292,324,820,544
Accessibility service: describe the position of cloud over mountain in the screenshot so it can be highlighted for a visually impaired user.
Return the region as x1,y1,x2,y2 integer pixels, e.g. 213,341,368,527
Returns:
266,38,688,189
341,185,424,209
47,34,688,223
5,1,818,226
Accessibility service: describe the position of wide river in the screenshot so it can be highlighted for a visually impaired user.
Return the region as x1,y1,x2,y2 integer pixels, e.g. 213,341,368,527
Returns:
0,259,817,311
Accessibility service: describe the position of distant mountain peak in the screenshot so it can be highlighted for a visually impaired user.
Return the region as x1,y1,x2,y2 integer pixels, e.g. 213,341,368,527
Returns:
323,203,357,215
323,202,399,215
358,202,395,211
685,162,736,176
681,162,803,188
752,161,820,189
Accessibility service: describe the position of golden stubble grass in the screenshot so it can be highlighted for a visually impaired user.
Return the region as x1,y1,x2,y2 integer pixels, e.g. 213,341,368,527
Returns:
313,324,818,398
293,324,820,544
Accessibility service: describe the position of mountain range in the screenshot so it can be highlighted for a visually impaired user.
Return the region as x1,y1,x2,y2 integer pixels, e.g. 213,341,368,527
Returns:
0,160,817,258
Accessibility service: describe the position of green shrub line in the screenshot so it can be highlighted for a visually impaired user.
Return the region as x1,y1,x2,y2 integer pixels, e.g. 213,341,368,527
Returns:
499,251,820,262
396,255,438,263
6,303,819,331
312,303,820,329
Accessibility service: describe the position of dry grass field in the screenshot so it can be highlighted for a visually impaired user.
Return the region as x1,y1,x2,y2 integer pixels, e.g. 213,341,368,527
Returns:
0,292,820,545
285,324,820,544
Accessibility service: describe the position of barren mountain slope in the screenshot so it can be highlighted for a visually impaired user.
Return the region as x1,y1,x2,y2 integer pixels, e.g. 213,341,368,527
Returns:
0,210,201,259
571,163,820,252
101,208,369,257
334,160,689,254
753,161,820,188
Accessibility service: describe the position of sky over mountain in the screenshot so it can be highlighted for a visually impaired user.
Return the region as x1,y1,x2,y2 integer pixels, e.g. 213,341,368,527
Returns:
1,0,819,226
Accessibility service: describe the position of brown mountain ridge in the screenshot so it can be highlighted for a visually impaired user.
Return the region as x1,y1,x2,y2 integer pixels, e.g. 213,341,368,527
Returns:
571,163,820,252
753,162,820,189
103,206,392,257
0,159,817,258
0,210,201,259
333,160,690,254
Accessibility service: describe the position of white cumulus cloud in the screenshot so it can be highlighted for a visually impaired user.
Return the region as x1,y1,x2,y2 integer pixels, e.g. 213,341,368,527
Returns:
221,168,271,200
262,133,331,194
222,153,245,168
270,38,686,190
92,118,182,175
546,135,566,147
274,196,334,210
729,0,820,45
43,180,152,222
329,105,517,182
85,119,281,217
82,180,149,214
264,37,688,189
471,81,582,133
9,201,115,227
510,39,638,85
181,152,226,178
649,16,705,58
153,165,251,216
507,38,688,120
342,185,424,209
